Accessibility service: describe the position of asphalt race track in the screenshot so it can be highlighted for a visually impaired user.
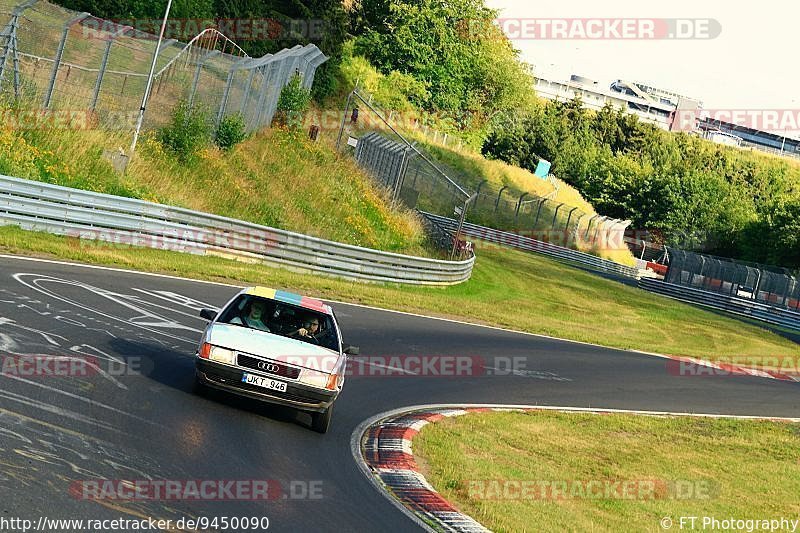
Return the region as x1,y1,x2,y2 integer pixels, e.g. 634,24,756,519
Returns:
0,254,797,531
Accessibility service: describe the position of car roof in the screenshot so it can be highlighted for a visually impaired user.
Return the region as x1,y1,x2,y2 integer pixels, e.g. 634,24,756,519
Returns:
243,286,333,315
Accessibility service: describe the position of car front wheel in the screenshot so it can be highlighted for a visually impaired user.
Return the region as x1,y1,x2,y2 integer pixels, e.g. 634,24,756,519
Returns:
310,404,333,434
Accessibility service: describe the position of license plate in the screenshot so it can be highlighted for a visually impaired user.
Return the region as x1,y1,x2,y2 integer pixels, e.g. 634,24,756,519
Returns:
242,373,287,392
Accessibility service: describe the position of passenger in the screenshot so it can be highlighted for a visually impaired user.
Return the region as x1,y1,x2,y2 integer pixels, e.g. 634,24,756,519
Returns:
231,299,270,332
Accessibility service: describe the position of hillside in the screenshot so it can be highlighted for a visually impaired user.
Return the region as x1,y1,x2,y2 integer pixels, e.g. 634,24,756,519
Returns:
0,125,428,255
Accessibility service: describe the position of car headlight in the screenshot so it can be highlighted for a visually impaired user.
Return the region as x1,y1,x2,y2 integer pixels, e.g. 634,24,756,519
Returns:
203,344,235,365
300,369,339,390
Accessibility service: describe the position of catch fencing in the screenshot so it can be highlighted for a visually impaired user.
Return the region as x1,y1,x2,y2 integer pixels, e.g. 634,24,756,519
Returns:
423,212,640,280
0,174,475,285
639,277,800,333
0,0,327,132
348,129,629,257
352,132,635,260
665,249,800,312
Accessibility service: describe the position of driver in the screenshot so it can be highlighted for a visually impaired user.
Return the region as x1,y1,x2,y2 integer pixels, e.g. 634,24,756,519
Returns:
291,316,321,343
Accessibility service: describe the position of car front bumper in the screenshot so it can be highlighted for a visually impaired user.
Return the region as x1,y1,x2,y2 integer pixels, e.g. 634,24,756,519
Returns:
195,358,338,413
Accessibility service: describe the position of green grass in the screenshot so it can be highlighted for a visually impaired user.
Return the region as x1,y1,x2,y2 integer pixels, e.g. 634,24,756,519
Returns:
0,125,428,256
1,225,797,362
414,411,800,533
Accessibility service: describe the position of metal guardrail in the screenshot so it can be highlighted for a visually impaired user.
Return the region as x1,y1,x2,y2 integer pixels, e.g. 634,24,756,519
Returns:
639,278,800,333
0,175,475,285
422,212,640,279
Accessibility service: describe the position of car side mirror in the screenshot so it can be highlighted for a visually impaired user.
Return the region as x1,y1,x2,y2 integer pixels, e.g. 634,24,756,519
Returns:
199,308,217,321
343,345,360,356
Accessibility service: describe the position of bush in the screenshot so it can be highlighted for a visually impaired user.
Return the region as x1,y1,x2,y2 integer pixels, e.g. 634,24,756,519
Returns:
157,101,212,160
274,74,311,130
215,113,247,151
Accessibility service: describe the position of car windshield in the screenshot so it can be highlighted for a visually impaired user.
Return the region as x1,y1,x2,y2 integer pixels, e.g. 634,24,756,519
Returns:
217,294,340,352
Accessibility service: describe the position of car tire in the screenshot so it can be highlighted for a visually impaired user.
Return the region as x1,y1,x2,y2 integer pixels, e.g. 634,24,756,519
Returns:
310,404,333,434
193,375,207,396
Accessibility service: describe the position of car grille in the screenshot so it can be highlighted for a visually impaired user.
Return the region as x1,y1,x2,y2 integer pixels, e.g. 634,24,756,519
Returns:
237,353,301,380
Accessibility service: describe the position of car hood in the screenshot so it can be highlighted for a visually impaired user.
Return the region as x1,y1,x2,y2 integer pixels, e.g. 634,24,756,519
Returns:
206,323,341,372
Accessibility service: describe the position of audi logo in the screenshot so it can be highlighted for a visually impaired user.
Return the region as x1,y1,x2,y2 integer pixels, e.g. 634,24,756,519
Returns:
257,361,280,374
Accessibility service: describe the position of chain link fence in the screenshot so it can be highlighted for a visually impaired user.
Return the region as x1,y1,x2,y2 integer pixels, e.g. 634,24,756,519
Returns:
465,179,631,250
0,0,327,132
666,249,800,311
335,91,631,258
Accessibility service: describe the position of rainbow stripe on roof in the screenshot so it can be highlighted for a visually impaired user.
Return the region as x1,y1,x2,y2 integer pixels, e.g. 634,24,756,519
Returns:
245,287,332,314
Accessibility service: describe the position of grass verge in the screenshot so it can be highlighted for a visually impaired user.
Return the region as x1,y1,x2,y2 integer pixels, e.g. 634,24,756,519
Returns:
0,225,797,361
414,411,800,533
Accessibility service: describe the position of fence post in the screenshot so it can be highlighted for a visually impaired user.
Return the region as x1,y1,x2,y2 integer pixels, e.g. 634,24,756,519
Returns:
335,90,354,151
572,213,585,246
515,192,529,218
216,57,250,128
534,198,547,226
551,203,564,229
593,216,608,242
253,59,279,129
188,50,220,108
44,13,90,108
0,0,38,95
91,24,130,110
239,67,257,114
494,185,508,212
585,214,599,239
564,206,578,231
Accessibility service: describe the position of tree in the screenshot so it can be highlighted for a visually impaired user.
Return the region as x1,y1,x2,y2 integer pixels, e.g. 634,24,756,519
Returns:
351,0,533,121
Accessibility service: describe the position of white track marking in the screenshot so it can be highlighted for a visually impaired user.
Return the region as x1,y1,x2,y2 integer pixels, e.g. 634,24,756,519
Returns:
130,288,220,312
12,274,199,345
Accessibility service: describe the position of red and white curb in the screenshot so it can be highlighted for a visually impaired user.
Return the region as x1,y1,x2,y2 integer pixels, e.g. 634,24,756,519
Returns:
351,404,800,533
356,407,492,533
